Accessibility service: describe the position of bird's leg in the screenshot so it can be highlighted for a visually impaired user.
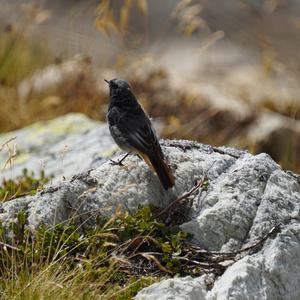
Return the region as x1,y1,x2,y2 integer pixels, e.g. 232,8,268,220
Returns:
110,152,130,166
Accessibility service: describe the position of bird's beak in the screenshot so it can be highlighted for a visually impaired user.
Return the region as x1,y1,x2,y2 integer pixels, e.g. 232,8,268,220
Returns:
104,79,110,85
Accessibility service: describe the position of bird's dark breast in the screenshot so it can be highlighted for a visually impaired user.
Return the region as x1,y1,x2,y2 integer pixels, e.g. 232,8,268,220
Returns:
109,124,133,151
107,106,133,151
107,101,162,155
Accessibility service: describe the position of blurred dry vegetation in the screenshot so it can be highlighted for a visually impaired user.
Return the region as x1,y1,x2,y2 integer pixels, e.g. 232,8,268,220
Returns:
1,0,300,172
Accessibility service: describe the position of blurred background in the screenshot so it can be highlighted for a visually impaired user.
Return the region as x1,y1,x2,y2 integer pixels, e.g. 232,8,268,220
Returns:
1,0,300,172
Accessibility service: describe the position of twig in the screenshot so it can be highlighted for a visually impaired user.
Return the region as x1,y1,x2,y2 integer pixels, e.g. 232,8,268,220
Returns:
237,224,281,253
0,137,16,152
174,256,225,270
155,178,204,218
189,224,281,257
2,137,17,170
0,241,20,251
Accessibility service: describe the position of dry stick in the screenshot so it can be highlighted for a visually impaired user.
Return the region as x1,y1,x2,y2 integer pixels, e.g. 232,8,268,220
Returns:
233,224,281,254
2,139,17,170
125,227,280,275
174,256,225,269
190,224,281,257
0,241,20,251
155,178,204,218
0,137,16,152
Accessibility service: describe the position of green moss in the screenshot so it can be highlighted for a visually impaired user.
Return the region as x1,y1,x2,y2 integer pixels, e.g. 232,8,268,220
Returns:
0,168,52,202
0,197,193,298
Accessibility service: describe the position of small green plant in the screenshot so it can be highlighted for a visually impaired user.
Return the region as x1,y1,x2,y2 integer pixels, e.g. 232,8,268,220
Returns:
0,205,186,299
0,171,229,299
0,168,52,202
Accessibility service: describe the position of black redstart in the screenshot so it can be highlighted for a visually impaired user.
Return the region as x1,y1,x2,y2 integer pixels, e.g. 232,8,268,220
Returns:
105,78,175,190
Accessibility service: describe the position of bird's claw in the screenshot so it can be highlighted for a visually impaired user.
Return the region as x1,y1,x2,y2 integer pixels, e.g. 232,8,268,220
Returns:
110,159,124,166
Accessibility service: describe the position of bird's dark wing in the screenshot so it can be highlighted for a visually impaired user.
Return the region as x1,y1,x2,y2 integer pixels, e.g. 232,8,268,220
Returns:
108,105,174,190
116,108,163,157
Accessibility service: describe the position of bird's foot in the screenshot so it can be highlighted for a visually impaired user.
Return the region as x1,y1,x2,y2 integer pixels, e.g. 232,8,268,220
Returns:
109,152,130,166
110,159,125,166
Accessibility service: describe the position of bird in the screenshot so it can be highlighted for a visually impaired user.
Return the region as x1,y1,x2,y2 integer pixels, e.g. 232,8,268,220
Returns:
105,78,175,190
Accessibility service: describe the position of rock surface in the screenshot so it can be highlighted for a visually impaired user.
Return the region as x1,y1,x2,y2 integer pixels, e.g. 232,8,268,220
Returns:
1,114,300,300
0,113,115,183
240,111,300,173
135,275,214,300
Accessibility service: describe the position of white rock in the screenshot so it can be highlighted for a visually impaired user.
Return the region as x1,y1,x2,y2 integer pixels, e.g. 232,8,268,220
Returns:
0,113,115,183
135,275,212,300
0,114,299,299
207,223,300,300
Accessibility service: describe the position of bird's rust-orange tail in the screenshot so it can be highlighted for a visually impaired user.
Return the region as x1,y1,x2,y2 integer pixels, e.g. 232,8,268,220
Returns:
140,152,175,190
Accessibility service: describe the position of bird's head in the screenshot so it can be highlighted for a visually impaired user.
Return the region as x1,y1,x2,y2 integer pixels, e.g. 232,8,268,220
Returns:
104,78,132,99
